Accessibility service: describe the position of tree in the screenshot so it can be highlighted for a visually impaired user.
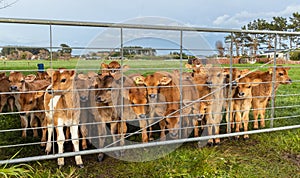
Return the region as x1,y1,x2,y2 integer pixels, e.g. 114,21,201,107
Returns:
215,40,225,57
58,44,72,60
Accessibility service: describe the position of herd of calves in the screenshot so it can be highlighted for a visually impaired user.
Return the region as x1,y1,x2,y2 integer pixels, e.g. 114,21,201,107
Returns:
0,60,292,167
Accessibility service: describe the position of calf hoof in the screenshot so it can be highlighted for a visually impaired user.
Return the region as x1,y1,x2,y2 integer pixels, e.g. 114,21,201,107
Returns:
97,153,105,162
234,136,239,140
243,137,250,141
58,165,64,169
149,137,154,141
207,142,214,147
77,164,84,168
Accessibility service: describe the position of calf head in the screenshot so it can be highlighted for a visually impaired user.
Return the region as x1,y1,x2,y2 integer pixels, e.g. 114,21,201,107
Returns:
143,72,172,100
18,91,44,116
269,66,292,84
46,69,76,95
127,86,148,119
75,72,97,102
223,68,250,87
236,77,262,98
206,67,225,88
95,75,114,103
8,72,36,92
164,109,180,139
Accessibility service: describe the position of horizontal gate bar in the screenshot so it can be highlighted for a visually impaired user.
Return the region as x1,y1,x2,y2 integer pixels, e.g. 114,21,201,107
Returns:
0,124,299,165
1,17,300,35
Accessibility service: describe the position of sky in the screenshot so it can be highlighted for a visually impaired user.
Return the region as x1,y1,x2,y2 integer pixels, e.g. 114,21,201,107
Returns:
0,0,300,56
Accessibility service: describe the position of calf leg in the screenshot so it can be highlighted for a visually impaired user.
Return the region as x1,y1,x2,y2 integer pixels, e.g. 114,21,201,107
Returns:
30,113,39,138
252,109,259,129
45,124,53,154
214,114,223,144
70,125,84,168
259,108,266,128
139,119,148,143
242,110,250,139
97,122,107,162
20,115,28,138
159,120,166,141
56,125,65,167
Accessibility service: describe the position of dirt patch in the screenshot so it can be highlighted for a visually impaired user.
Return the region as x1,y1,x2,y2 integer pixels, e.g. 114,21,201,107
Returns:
283,152,300,167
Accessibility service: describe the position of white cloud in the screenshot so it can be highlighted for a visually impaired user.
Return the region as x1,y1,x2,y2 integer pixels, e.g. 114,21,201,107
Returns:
212,5,300,28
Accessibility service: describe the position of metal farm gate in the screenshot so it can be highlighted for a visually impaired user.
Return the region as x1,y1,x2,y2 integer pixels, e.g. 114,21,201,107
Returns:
0,17,299,164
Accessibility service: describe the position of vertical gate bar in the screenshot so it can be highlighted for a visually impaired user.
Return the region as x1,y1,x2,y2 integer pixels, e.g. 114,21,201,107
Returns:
179,30,183,138
120,27,124,144
270,34,278,128
49,24,53,68
227,32,234,134
49,24,55,155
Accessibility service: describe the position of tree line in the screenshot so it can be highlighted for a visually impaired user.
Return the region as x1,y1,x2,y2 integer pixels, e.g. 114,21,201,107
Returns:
1,44,72,60
222,12,300,58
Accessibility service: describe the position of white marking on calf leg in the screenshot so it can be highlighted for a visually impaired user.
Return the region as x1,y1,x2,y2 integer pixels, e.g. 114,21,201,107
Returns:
70,124,83,166
56,118,65,167
45,124,53,154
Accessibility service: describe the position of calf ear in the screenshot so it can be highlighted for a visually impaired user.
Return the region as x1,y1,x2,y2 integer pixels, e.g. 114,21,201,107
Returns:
268,67,273,74
132,76,145,85
46,68,54,77
25,74,36,82
159,76,172,85
101,63,109,69
251,78,262,86
0,72,6,78
77,73,87,80
35,91,45,99
122,65,130,72
69,70,76,79
185,63,193,69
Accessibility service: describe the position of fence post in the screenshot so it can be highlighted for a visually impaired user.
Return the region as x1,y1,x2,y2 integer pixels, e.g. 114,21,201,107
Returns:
270,34,278,128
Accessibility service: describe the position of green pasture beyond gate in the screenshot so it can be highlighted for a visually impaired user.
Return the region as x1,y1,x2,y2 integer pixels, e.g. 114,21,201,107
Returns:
0,59,299,177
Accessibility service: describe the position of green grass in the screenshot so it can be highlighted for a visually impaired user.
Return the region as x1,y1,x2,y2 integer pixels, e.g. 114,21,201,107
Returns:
0,59,299,177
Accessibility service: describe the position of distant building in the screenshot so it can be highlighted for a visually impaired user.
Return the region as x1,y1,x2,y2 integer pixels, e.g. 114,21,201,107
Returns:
257,50,290,60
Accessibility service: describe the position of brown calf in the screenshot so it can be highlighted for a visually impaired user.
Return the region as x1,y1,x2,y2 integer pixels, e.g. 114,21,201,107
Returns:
233,76,261,139
142,71,180,140
44,69,83,168
249,66,292,129
9,71,50,138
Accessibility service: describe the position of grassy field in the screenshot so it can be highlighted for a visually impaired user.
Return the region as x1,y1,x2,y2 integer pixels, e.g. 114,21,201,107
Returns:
0,59,299,177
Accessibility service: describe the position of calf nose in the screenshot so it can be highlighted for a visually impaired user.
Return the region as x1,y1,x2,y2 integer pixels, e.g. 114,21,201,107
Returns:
139,114,146,118
169,132,178,139
149,94,157,99
206,81,212,85
96,96,102,102
10,86,18,91
80,96,87,101
288,79,292,83
238,92,245,97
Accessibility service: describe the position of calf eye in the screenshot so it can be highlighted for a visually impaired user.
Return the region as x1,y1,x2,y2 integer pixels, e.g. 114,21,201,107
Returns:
61,79,66,83
21,80,25,83
29,100,33,104
247,86,251,88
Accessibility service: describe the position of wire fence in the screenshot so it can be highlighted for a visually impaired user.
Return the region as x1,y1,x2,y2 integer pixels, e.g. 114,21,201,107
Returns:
0,17,300,165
